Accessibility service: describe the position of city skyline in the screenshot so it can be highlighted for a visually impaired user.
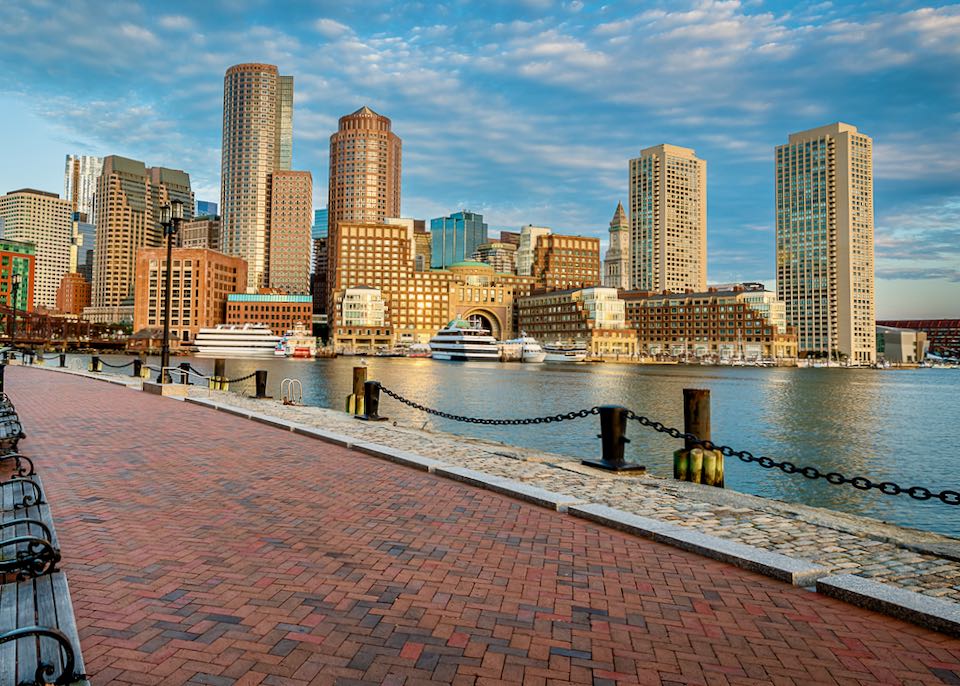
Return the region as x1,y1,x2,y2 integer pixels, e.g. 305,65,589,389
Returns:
1,1,958,318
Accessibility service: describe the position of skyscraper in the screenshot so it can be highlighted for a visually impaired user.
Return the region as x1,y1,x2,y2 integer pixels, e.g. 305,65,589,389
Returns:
92,155,193,309
516,225,551,276
603,201,630,289
268,170,312,294
430,211,488,269
312,208,329,239
63,154,103,220
0,188,72,309
196,200,218,217
628,144,707,292
220,63,293,290
776,122,875,363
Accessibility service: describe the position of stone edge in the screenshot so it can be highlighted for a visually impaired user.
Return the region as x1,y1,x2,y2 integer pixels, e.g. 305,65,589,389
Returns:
817,573,960,637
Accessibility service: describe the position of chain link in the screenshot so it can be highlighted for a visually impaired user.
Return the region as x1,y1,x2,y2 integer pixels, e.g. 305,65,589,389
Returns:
99,359,134,369
622,409,959,505
219,371,258,384
379,385,599,426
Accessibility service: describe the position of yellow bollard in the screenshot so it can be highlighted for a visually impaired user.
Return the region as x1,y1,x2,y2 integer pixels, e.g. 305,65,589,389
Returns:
702,449,717,486
673,449,689,481
689,448,704,484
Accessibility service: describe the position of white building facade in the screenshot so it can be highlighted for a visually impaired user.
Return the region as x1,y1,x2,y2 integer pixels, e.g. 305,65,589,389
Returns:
603,202,630,290
516,224,551,276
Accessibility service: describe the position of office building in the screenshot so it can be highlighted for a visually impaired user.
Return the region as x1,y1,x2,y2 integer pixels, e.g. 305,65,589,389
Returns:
776,123,875,363
91,155,193,311
311,237,328,316
629,144,707,292
226,293,313,334
472,241,517,274
531,234,601,291
63,154,103,220
0,188,72,309
56,272,91,315
431,211,488,269
414,229,431,272
0,239,36,312
335,286,392,351
876,319,958,357
180,216,221,251
603,201,630,289
518,287,637,357
220,63,293,290
499,230,521,246
70,212,96,278
876,326,928,364
312,208,328,239
268,171,312,294
196,200,218,216
134,247,246,342
516,225,551,276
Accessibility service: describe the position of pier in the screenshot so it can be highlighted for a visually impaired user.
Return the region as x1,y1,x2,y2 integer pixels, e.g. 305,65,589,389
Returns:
6,365,960,684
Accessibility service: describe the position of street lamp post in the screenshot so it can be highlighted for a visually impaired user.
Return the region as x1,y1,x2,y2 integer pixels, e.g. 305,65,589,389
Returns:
10,273,21,348
157,200,184,383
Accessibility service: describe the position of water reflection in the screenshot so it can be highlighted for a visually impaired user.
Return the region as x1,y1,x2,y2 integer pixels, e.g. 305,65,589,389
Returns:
80,354,960,536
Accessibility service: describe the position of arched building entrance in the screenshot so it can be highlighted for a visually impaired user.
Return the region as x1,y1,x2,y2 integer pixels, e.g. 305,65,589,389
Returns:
463,309,503,339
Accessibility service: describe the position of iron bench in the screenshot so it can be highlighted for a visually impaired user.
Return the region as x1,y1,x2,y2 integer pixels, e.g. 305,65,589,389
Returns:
0,476,59,582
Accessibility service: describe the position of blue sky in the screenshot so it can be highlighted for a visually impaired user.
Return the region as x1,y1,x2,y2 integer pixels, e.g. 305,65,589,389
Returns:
1,0,958,318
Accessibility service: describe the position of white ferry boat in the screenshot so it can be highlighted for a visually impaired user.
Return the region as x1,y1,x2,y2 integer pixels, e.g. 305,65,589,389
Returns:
193,324,281,358
503,333,546,363
543,341,588,363
278,323,317,358
429,318,500,361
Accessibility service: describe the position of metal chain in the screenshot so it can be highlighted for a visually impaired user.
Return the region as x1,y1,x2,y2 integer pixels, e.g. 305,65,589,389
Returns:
623,410,960,506
219,371,258,384
379,385,599,425
99,359,134,369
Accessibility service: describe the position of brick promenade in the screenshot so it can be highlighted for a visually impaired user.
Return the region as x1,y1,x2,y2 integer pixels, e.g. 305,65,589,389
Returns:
9,367,960,685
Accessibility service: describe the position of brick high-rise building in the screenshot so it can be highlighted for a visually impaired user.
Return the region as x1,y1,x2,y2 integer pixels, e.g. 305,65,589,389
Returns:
220,63,293,290
0,188,72,309
531,234,601,291
56,272,91,315
776,122,875,363
268,171,312,294
91,156,193,310
629,144,706,292
180,216,221,251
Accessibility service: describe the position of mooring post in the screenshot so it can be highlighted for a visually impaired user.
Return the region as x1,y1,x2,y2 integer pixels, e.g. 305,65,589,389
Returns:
676,388,723,487
59,353,66,368
214,358,225,390
91,355,101,373
347,365,368,414
0,364,4,394
254,370,268,398
357,380,387,421
179,362,191,385
582,405,644,472
133,358,142,377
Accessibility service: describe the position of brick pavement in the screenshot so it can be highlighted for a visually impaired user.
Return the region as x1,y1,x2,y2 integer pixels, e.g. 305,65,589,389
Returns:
8,366,960,685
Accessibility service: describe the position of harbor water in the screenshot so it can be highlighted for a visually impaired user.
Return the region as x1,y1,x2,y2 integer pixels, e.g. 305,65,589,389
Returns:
81,354,960,537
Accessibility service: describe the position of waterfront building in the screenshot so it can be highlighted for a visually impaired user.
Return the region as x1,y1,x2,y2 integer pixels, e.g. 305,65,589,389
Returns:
180,216,221,251
472,241,517,274
499,230,521,246
0,188,72,309
55,272,91,315
220,63,293,290
776,122,875,363
334,286,392,351
311,237,328,316
531,234,601,291
875,319,959,357
70,212,96,278
82,304,134,325
621,285,798,360
92,155,193,310
876,326,928,364
414,228,431,272
312,208,328,239
430,211,488,269
603,202,630,290
516,225,551,276
196,200,218,216
63,154,103,220
629,144,707,292
133,247,247,343
268,171,312,294
518,287,638,357
0,238,36,312
226,292,313,335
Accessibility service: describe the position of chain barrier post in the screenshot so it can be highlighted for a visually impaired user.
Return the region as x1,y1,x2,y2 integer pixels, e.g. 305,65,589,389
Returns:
0,363,4,394
674,388,723,487
132,358,142,377
347,365,367,415
178,362,191,385
59,353,66,368
357,380,387,421
90,355,101,373
213,358,225,390
582,405,644,471
254,370,268,398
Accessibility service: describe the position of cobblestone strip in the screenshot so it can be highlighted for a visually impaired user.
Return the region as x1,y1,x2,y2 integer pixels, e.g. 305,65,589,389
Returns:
187,386,960,605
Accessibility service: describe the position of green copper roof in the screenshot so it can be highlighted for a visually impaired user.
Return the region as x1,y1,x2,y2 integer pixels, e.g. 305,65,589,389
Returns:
448,260,491,269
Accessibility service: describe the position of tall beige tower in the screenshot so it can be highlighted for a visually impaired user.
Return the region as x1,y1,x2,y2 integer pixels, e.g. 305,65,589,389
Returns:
92,156,192,309
628,144,706,292
220,63,293,290
776,122,875,363
603,201,630,290
0,188,72,309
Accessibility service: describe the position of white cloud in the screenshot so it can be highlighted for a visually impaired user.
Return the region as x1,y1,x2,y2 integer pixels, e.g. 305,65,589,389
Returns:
314,18,352,38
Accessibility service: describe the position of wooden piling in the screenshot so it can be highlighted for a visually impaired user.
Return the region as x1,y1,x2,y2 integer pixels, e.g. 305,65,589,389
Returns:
348,365,367,415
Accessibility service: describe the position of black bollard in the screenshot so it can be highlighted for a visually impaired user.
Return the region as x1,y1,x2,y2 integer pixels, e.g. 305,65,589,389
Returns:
59,353,66,368
582,405,645,471
214,358,225,390
133,359,142,377
91,355,101,372
179,362,191,385
254,370,268,398
0,364,4,394
356,380,388,421
1,351,7,365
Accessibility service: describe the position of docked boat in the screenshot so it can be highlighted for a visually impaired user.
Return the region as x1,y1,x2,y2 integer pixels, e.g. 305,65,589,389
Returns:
543,341,588,363
502,333,546,363
193,324,281,358
281,323,318,358
429,318,500,361
406,343,432,358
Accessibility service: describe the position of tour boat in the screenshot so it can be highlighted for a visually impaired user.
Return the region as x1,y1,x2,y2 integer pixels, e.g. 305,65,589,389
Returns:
282,323,318,358
406,343,432,358
502,333,546,363
429,318,500,361
193,324,282,358
543,341,588,363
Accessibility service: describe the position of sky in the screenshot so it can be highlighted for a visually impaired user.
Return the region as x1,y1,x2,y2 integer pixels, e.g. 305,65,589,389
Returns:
0,0,958,319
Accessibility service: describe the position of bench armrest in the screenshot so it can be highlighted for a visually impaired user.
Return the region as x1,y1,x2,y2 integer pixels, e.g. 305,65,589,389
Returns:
0,477,44,509
0,625,85,686
0,535,60,579
0,517,54,541
0,452,35,477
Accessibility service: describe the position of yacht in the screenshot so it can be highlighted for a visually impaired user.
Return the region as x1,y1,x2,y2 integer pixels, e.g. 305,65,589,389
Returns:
281,323,318,358
503,333,546,363
429,318,500,361
543,341,588,363
193,324,282,358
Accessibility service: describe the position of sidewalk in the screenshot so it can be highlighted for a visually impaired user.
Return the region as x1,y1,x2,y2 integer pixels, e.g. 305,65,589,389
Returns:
9,366,960,685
